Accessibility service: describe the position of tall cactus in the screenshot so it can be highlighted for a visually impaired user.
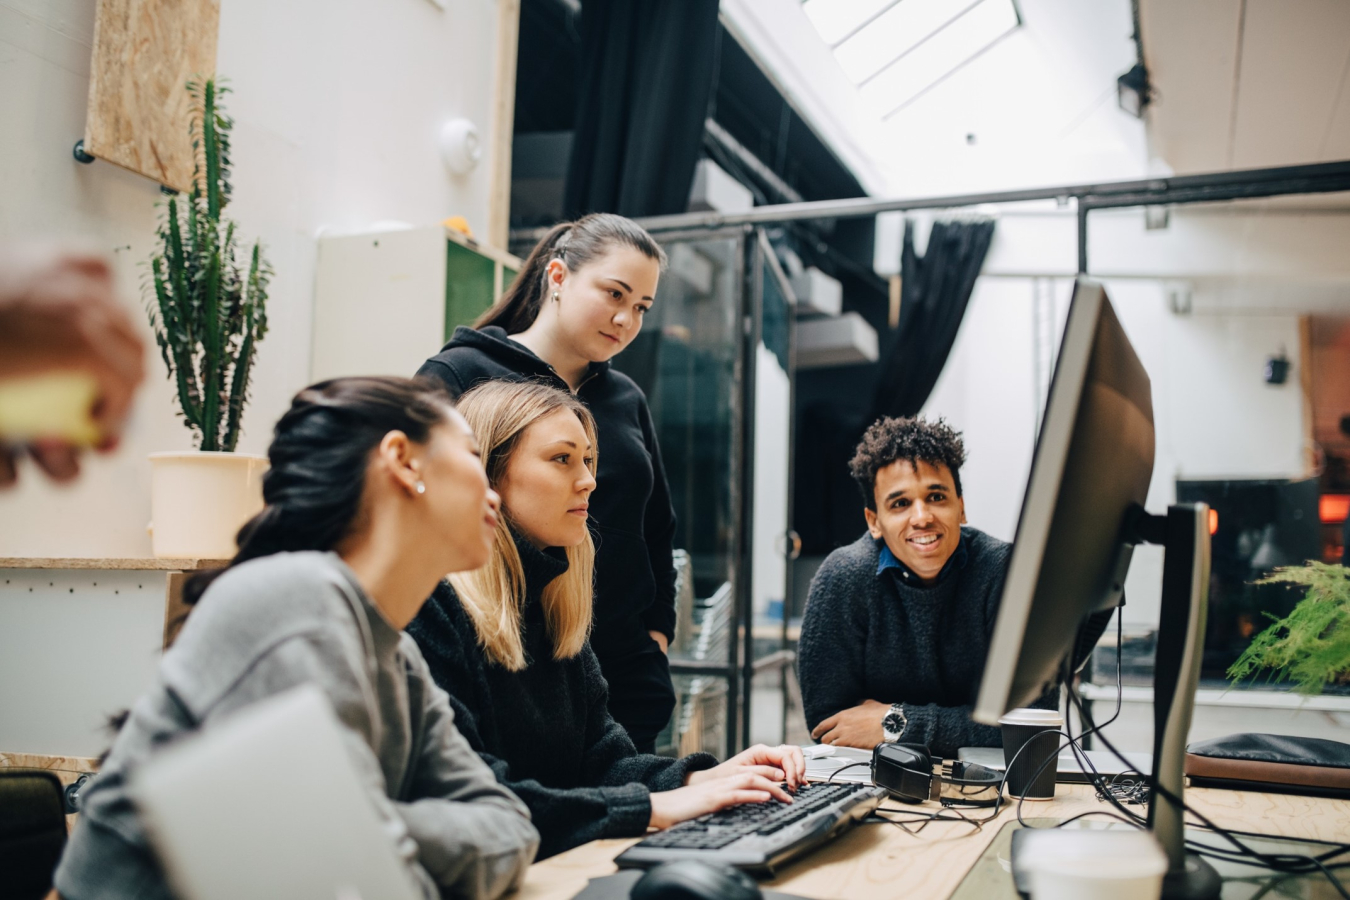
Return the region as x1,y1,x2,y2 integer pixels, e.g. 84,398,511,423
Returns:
147,79,271,452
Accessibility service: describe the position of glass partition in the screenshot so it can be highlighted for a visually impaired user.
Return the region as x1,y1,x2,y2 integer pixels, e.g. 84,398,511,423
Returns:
747,233,799,747
610,228,803,755
612,231,745,756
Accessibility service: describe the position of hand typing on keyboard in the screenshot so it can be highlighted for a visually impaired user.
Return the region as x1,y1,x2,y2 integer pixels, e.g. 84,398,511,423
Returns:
639,782,870,850
687,743,808,791
647,744,809,830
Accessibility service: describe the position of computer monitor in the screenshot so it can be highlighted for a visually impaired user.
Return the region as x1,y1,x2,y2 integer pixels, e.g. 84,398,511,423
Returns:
974,279,1155,721
974,279,1220,900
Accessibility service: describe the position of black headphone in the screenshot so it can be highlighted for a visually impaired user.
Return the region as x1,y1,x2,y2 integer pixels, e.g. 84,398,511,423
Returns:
870,743,1002,807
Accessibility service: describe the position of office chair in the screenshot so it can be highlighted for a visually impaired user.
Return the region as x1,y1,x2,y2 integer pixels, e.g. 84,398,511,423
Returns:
0,769,69,900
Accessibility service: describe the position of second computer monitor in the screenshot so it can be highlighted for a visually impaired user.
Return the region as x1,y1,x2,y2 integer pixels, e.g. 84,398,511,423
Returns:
973,279,1156,724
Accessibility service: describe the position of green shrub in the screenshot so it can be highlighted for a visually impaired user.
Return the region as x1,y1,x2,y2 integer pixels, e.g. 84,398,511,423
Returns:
1227,562,1350,695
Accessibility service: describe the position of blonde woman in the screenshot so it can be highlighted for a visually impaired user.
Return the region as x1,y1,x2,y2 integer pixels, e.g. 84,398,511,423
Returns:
408,380,806,860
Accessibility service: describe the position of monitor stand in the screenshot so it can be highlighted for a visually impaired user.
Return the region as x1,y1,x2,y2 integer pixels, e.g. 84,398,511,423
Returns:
1127,503,1222,900
1007,504,1221,898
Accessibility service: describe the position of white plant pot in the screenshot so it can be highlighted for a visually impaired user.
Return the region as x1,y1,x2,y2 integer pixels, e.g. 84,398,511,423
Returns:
148,451,268,559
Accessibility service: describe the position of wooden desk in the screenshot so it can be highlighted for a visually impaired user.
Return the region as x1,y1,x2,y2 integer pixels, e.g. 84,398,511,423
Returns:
516,785,1350,900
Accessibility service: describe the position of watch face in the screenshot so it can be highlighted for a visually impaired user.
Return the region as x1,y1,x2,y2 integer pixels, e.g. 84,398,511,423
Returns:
883,712,905,733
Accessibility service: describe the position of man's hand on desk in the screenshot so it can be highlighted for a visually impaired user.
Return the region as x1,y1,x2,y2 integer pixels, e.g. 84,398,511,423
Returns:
810,699,889,749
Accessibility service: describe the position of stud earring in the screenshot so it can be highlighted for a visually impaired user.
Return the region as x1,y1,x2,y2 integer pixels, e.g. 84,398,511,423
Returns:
416,481,426,495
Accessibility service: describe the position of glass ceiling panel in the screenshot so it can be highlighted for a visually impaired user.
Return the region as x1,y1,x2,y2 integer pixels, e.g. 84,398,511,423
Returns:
834,0,981,84
802,0,897,47
856,0,1020,117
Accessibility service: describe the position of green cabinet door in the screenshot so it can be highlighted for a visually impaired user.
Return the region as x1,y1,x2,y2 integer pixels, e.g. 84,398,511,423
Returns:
444,240,497,338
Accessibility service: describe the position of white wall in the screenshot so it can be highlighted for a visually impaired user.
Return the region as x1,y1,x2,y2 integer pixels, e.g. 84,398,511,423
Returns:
0,0,505,557
0,0,505,755
919,212,1316,628
752,344,791,619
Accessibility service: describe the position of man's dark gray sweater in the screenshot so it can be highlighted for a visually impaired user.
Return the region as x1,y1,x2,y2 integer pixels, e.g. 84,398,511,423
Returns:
798,526,1056,759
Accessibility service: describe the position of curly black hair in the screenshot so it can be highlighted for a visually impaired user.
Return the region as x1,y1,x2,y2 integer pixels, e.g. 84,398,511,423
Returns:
849,416,967,509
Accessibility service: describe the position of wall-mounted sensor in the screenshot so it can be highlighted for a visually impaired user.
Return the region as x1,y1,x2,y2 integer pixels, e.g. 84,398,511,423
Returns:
1265,354,1290,385
439,119,481,176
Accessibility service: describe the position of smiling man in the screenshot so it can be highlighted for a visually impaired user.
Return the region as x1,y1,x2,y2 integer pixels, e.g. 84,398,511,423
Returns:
797,416,1056,758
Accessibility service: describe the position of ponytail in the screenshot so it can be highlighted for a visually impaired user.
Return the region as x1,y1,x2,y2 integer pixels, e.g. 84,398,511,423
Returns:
475,213,668,334
183,376,454,606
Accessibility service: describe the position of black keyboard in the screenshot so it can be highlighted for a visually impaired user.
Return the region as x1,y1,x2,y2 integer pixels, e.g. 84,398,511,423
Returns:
615,781,888,874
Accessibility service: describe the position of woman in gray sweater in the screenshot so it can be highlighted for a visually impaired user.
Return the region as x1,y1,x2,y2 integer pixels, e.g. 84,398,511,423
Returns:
54,377,540,900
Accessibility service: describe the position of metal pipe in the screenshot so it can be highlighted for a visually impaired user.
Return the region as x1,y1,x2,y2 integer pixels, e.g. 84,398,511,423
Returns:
704,118,804,205
668,661,737,677
508,159,1350,243
1077,202,1089,275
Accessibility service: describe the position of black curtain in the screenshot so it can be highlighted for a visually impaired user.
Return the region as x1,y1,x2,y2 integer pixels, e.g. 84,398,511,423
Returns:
563,0,721,218
791,217,994,557
869,218,995,422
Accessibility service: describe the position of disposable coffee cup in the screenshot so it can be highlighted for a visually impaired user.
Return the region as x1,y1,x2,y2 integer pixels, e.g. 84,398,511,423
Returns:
999,708,1063,799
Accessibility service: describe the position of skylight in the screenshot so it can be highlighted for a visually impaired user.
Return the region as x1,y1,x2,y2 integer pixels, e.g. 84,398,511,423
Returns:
803,0,1022,118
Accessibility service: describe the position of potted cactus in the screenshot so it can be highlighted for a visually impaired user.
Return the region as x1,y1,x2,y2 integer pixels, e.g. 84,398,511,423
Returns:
146,78,271,558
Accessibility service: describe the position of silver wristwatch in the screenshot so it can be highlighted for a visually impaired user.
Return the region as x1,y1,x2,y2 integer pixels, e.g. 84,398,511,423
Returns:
881,703,907,742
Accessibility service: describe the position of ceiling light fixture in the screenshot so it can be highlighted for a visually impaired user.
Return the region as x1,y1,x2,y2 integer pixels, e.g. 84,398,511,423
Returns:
1117,62,1152,118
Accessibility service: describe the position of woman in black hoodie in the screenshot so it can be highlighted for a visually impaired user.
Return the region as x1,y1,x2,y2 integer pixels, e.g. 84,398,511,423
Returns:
416,213,677,752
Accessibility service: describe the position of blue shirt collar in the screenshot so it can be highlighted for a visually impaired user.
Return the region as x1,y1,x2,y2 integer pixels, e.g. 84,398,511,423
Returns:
876,534,968,586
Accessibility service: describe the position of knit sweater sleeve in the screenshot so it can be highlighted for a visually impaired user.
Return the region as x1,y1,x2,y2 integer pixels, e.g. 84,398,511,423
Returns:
897,676,1058,759
408,588,681,861
903,536,1055,759
396,643,540,899
797,548,872,733
897,701,1003,759
576,644,718,792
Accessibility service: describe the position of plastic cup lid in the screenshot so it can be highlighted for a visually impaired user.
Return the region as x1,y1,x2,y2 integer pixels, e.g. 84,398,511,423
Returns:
999,708,1064,726
1018,829,1168,878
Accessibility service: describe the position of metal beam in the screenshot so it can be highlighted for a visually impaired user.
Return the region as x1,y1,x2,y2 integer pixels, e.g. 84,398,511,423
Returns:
508,159,1350,244
704,118,804,205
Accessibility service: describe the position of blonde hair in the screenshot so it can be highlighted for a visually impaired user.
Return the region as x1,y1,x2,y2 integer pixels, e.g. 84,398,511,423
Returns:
449,380,598,671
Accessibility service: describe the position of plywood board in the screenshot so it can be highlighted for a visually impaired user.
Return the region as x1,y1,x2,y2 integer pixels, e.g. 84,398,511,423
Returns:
488,0,522,251
84,0,220,193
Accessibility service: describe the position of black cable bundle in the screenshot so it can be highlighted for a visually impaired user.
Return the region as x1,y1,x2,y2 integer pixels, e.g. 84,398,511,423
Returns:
854,609,1350,898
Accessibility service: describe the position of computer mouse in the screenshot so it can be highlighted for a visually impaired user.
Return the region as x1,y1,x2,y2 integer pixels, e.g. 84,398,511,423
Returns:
629,860,763,900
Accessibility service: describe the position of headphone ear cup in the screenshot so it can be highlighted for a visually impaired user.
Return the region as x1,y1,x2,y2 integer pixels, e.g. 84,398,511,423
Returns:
949,761,1002,785
896,742,933,769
